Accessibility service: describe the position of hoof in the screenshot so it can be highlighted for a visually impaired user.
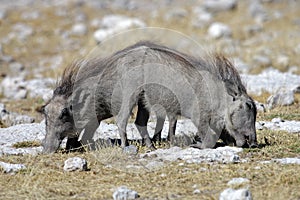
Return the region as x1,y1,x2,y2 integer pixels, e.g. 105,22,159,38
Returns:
190,142,203,149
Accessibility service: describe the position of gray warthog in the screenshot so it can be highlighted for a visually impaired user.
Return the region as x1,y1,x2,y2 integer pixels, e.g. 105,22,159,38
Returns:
42,41,257,153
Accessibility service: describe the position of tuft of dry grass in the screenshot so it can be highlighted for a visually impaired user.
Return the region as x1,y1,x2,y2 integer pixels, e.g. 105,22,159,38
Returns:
12,141,41,148
0,1,300,199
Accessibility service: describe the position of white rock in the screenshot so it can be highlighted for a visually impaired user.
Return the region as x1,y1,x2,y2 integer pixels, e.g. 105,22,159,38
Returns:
113,186,139,200
208,22,232,39
266,89,294,109
193,189,201,194
25,78,55,99
257,120,300,133
140,146,243,164
203,0,237,12
123,145,138,155
227,178,250,187
219,188,252,200
0,121,45,156
274,157,300,165
0,161,26,174
93,15,145,43
241,69,300,95
63,157,88,172
0,77,54,100
0,103,34,126
0,76,27,99
93,29,115,43
275,55,289,68
71,23,88,36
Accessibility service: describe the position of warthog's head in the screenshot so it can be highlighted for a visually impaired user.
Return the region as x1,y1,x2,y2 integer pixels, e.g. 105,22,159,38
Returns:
225,95,257,148
41,61,81,153
42,95,76,153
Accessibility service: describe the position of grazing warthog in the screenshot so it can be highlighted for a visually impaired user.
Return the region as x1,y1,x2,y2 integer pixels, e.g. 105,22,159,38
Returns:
42,41,257,153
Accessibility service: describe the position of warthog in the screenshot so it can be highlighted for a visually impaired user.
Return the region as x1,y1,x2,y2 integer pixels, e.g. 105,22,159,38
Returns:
42,41,257,153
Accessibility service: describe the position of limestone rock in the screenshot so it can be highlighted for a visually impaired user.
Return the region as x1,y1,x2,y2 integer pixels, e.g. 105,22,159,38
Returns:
63,157,88,172
0,161,26,174
208,22,232,39
220,188,252,200
113,186,139,200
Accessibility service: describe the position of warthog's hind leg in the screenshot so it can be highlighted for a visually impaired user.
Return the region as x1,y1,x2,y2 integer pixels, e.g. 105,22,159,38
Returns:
134,100,155,150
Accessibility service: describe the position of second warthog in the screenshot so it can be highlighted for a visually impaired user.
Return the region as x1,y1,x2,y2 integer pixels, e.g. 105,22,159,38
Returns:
42,41,257,153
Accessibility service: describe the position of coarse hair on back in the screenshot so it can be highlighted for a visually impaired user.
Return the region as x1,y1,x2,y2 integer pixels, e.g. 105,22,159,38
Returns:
53,41,247,99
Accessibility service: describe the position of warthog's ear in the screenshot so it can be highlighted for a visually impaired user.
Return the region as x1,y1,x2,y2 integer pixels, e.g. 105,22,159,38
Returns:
224,81,240,101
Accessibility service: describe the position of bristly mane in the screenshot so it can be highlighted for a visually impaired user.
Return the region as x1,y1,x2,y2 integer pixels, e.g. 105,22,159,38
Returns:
212,54,247,95
53,60,81,98
53,41,247,98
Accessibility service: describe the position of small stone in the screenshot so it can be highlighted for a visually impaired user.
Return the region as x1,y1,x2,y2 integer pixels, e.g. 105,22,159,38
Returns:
208,22,232,39
63,157,88,172
274,157,300,165
267,89,294,109
71,23,88,36
219,188,252,200
0,76,27,99
275,55,289,69
123,145,138,155
93,15,145,43
0,161,26,174
227,178,250,188
202,0,237,13
113,186,139,200
193,189,201,194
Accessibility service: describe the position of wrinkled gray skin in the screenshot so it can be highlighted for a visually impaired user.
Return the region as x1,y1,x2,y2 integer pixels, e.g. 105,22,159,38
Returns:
42,41,257,153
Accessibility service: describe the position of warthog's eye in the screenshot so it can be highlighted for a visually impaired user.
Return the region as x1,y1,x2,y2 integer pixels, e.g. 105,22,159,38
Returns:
59,108,70,120
245,102,252,110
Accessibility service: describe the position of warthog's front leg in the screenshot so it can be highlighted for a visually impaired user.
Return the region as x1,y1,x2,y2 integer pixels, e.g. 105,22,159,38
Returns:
167,114,177,146
190,127,220,149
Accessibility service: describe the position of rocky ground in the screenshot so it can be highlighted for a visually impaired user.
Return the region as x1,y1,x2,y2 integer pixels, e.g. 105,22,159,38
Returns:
0,0,300,199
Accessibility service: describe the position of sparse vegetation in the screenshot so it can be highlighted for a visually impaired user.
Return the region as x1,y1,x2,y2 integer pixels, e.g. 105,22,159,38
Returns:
0,0,300,199
12,141,41,148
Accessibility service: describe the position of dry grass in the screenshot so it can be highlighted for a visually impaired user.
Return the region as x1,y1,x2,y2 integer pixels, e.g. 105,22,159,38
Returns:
0,128,299,199
0,1,300,199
